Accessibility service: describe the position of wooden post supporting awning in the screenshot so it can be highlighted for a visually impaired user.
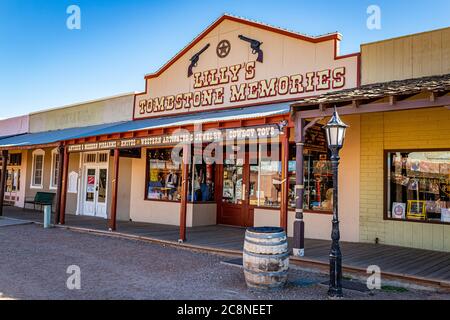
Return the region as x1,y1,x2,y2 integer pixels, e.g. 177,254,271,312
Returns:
109,149,120,231
179,143,190,243
280,127,290,231
59,146,69,225
0,150,8,217
54,144,65,225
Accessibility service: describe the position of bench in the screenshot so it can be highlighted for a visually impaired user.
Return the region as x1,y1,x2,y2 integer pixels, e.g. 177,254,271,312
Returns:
24,192,56,211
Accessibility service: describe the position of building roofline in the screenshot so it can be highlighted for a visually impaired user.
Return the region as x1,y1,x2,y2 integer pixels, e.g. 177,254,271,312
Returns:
361,26,450,47
29,92,137,116
144,14,342,80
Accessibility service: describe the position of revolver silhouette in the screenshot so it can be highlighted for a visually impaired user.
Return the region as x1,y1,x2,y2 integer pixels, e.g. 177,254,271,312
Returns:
238,35,263,63
188,43,210,77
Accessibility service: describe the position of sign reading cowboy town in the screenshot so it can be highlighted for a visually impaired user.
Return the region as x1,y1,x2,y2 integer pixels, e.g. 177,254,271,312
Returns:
134,16,359,120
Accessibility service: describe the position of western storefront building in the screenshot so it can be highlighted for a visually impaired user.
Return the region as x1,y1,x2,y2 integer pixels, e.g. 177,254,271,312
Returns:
292,26,450,252
0,15,448,256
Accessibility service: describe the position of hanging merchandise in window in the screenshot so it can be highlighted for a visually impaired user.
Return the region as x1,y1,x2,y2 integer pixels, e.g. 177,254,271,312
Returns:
146,149,182,201
387,151,450,223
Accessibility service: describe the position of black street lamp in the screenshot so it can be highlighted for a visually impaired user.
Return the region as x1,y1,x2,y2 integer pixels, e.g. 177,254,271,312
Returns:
323,107,348,298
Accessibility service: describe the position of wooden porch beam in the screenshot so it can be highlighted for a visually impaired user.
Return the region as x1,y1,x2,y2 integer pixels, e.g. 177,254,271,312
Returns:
54,144,65,224
0,150,8,217
389,95,397,106
109,149,120,231
296,95,450,119
59,146,69,225
179,143,190,243
280,127,289,231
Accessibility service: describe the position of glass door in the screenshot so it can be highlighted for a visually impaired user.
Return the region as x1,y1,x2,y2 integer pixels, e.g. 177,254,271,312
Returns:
96,168,108,218
218,154,250,227
83,168,97,216
82,167,108,218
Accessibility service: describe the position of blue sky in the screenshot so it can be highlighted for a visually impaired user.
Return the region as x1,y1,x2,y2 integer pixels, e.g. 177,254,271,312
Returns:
0,0,449,118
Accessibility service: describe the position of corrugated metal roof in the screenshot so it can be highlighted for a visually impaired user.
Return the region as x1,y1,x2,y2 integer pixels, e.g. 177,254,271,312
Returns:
0,103,290,149
0,122,125,148
82,103,290,137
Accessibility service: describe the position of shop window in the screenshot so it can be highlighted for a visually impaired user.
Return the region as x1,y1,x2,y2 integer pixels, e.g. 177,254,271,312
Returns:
31,149,45,189
9,153,22,166
249,145,282,208
98,153,108,163
386,151,450,224
6,168,20,193
84,153,97,163
146,148,182,201
188,155,215,202
287,144,334,213
222,157,245,205
50,149,60,189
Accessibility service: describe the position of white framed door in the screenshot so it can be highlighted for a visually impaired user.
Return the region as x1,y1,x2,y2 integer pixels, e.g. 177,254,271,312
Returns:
82,166,108,218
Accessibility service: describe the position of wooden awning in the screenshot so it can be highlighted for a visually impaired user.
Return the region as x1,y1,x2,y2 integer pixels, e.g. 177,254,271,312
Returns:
290,73,450,118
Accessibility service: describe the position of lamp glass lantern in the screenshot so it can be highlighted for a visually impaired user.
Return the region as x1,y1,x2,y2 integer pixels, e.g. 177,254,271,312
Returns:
323,108,348,149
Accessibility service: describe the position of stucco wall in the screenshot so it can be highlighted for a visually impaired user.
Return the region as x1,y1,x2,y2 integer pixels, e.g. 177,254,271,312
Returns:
66,153,80,215
29,94,134,133
116,157,132,222
0,115,29,137
24,148,57,210
359,107,450,252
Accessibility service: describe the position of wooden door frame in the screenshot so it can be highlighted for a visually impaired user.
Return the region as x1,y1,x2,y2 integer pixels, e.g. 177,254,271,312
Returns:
216,150,253,227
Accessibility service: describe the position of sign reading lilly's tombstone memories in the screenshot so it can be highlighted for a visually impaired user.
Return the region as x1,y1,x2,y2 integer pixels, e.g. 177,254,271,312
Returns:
133,18,358,120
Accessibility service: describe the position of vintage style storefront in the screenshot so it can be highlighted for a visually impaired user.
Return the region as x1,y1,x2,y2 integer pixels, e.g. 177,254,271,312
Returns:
4,16,448,255
292,27,450,252
0,15,359,250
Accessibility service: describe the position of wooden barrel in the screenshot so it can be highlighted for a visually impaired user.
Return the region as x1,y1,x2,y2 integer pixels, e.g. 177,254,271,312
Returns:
243,227,289,290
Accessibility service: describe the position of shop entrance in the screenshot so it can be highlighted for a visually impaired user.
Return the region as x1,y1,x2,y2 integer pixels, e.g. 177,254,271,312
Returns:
82,166,108,218
217,149,255,227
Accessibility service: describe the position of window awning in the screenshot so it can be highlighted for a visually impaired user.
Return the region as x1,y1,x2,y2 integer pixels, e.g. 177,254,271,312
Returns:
0,103,290,150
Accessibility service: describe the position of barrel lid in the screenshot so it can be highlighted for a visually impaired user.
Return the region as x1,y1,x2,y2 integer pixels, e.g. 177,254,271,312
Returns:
247,227,285,234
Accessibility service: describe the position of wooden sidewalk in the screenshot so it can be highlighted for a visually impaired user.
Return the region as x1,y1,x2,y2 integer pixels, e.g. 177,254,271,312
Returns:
4,207,450,287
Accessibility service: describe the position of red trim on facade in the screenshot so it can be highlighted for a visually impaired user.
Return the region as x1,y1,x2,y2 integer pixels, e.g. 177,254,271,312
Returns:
131,15,361,121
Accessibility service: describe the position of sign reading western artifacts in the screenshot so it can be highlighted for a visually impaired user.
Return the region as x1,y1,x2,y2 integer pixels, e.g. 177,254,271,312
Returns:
134,18,359,120
67,125,280,153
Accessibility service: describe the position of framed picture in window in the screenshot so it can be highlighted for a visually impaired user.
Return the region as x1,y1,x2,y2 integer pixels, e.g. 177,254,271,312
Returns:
441,208,450,223
407,200,426,220
392,202,406,219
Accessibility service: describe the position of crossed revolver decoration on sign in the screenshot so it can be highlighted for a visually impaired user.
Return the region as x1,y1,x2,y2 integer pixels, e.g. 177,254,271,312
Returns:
188,35,263,77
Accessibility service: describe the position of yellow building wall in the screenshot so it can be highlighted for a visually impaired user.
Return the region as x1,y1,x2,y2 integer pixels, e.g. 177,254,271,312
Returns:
361,27,450,85
360,107,450,252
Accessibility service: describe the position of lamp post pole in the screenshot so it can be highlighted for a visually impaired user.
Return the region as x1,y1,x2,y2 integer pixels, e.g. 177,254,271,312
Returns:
328,147,342,298
323,107,348,299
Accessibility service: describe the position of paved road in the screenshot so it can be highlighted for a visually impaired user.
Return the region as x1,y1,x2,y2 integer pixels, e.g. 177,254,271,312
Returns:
0,224,449,300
